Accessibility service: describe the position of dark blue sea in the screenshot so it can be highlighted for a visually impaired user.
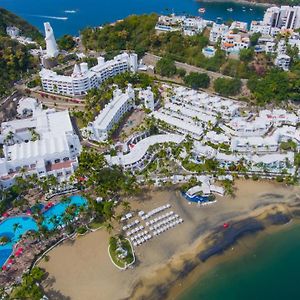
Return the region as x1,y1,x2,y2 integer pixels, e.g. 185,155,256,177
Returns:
0,0,265,37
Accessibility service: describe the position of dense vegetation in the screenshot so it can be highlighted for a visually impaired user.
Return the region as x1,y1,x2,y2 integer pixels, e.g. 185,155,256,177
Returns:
184,72,210,89
0,8,43,42
9,267,45,299
57,34,76,51
0,37,37,95
0,9,41,96
81,14,227,72
247,68,300,105
213,77,242,97
156,56,177,77
81,14,300,105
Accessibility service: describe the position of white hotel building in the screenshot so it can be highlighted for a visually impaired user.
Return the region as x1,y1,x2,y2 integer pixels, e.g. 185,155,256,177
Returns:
40,52,138,96
84,85,135,142
106,134,185,172
0,103,81,189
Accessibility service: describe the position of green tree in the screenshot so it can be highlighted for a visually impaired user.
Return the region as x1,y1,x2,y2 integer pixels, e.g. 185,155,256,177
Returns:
213,77,242,96
184,72,210,89
155,56,177,77
57,34,76,51
239,48,254,62
247,69,290,105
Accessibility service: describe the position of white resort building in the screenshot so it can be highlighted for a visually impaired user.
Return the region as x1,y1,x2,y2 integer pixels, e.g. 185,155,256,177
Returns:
84,85,135,142
106,133,184,171
139,87,155,111
40,52,138,96
0,100,81,189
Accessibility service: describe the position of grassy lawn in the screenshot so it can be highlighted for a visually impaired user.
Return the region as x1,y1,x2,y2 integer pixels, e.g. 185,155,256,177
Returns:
88,221,103,230
109,237,134,269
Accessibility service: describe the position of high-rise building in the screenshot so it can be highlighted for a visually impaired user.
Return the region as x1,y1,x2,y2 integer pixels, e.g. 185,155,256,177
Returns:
263,6,300,30
44,22,59,58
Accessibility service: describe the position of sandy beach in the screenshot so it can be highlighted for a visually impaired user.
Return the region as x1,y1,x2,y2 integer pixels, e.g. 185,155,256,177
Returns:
39,180,300,300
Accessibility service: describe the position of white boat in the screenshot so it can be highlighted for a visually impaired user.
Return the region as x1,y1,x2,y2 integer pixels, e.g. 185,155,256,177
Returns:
227,8,233,12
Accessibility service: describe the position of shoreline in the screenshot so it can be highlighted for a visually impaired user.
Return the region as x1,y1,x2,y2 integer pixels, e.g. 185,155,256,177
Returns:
38,180,300,300
126,202,299,300
196,0,273,8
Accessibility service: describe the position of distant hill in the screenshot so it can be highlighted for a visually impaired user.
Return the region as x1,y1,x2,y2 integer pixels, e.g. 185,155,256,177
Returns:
0,8,43,42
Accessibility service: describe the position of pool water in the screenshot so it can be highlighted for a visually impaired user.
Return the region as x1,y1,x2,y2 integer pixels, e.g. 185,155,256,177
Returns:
204,47,214,53
0,195,87,267
0,216,38,267
182,191,211,203
43,195,87,230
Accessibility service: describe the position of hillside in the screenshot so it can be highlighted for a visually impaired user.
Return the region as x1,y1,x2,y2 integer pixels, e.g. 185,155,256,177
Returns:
0,8,41,97
0,8,43,42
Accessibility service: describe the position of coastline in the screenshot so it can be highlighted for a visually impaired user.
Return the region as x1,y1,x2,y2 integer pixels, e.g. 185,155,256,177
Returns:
128,203,297,300
197,0,273,7
39,180,300,300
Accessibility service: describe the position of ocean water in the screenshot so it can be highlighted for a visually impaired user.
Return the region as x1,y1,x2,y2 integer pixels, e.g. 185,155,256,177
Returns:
0,0,265,37
178,223,300,300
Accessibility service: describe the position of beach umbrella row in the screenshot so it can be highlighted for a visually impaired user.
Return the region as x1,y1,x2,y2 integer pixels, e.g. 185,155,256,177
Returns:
141,204,171,220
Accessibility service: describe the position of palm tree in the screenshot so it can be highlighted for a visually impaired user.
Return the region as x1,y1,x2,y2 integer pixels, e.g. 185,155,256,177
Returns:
49,215,60,229
13,223,22,237
105,222,114,235
121,201,131,213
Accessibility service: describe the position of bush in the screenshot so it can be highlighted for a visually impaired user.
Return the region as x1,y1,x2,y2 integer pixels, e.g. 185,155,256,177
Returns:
77,226,87,234
156,56,177,77
177,68,186,78
213,77,242,96
184,72,210,89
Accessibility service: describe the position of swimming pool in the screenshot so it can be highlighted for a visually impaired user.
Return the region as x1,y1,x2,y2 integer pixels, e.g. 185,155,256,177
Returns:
0,195,87,267
182,191,213,203
0,216,38,267
43,195,87,230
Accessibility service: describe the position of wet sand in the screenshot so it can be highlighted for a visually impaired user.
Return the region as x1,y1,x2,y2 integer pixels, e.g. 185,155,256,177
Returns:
39,180,300,300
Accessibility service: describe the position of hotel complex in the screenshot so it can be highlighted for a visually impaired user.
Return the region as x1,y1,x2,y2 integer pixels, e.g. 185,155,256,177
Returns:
84,85,135,142
0,98,81,189
155,5,300,70
40,52,138,96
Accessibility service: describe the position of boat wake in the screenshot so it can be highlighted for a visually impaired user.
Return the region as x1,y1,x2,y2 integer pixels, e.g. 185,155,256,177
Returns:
28,14,68,20
64,10,77,14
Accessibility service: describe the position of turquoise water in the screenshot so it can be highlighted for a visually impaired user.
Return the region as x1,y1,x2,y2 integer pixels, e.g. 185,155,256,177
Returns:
0,216,38,267
0,195,87,267
178,223,300,300
43,195,87,230
0,0,265,37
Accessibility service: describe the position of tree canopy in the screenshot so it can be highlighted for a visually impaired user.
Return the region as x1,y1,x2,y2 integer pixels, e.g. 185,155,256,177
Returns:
184,72,210,89
213,77,242,96
57,34,76,51
247,69,291,105
155,56,177,77
0,8,43,42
